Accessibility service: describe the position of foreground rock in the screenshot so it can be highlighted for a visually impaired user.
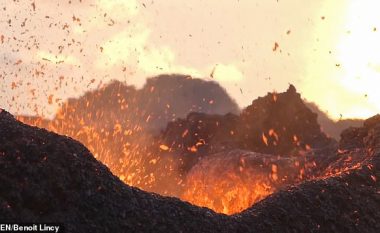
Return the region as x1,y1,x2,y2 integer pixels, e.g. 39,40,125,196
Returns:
236,114,380,232
0,110,234,232
2,110,380,232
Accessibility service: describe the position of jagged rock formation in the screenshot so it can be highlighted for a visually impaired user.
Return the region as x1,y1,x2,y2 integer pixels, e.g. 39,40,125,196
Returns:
237,85,333,154
159,85,336,163
1,110,380,232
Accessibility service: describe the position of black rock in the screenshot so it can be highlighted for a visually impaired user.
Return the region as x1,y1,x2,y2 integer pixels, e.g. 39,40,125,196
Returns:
2,109,380,232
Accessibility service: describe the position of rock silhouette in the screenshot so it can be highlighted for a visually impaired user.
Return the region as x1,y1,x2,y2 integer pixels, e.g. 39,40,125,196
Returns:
2,111,380,232
159,85,336,171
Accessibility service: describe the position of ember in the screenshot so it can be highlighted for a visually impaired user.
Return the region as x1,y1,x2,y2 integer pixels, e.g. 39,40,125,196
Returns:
3,109,380,232
3,1,380,231
18,82,339,214
18,75,240,197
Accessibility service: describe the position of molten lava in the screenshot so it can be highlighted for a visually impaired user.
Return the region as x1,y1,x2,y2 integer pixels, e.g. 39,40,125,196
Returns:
17,106,184,196
180,150,308,214
19,112,293,215
182,169,274,214
17,83,337,215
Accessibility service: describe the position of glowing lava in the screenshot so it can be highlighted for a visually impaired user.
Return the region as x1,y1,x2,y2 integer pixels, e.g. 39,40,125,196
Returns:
181,150,307,215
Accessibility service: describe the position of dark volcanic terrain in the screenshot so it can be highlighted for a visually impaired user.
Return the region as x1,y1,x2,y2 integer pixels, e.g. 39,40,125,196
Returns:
1,107,380,232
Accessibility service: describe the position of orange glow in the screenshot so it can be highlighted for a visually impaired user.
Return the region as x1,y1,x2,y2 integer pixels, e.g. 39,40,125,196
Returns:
159,144,170,151
182,169,274,215
262,133,269,146
7,0,374,216
181,129,189,138
188,146,198,152
268,129,279,141
184,179,272,215
17,105,183,196
18,106,312,215
179,149,311,215
272,93,278,102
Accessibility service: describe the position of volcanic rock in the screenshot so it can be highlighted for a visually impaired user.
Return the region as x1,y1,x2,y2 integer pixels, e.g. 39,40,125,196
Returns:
0,110,234,233
182,149,309,214
158,112,240,172
237,116,380,233
237,85,333,154
2,110,380,232
17,75,240,196
159,85,336,162
181,113,379,218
